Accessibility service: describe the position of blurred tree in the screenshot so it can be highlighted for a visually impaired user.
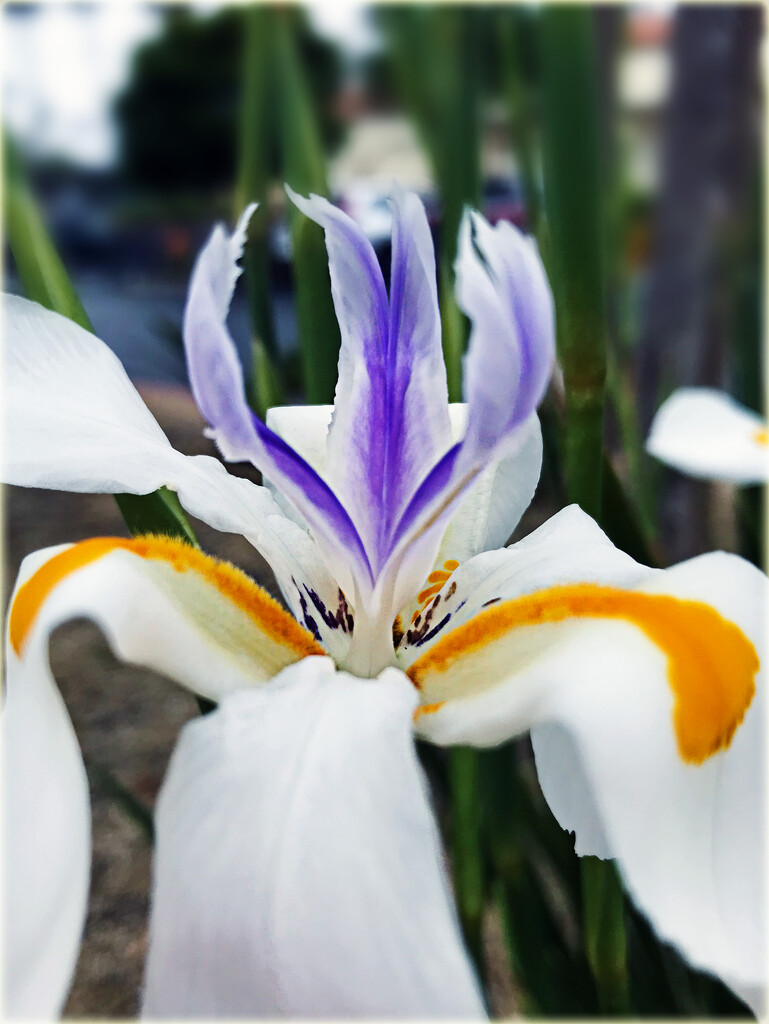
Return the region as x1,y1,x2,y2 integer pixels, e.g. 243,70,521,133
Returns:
114,6,345,198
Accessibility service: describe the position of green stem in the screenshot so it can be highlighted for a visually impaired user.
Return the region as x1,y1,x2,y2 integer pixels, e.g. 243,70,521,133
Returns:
449,747,485,975
582,857,629,1014
236,6,277,360
274,11,340,404
541,8,629,1012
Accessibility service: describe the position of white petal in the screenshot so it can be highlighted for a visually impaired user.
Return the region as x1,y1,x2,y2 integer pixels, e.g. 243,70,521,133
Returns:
8,538,323,704
646,387,769,483
534,554,766,1008
4,552,91,1018
397,505,650,667
169,457,353,664
436,406,543,565
2,293,351,655
406,540,765,1004
142,657,485,1018
3,293,181,494
264,405,333,527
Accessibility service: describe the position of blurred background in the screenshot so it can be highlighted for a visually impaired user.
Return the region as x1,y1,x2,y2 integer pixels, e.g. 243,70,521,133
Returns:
2,2,765,1017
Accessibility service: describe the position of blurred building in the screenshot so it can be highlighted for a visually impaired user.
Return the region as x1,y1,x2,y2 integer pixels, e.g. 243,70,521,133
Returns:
618,8,673,194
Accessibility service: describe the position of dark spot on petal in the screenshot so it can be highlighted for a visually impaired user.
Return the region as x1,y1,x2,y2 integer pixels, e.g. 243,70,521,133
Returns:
303,585,355,636
298,592,322,642
482,597,501,607
392,615,405,648
416,613,452,646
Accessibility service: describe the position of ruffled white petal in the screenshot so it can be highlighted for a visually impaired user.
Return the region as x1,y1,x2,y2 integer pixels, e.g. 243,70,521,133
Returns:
534,553,766,1010
646,387,769,483
407,534,765,1006
8,538,322,704
4,549,91,1019
142,656,485,1018
3,293,183,494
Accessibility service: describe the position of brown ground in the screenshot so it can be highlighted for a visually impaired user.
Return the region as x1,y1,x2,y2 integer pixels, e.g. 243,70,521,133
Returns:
6,384,522,1017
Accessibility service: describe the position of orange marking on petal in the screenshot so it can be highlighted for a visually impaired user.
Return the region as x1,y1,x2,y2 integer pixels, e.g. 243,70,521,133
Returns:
10,535,324,659
417,582,445,605
407,583,758,765
427,569,452,585
753,427,768,446
10,538,128,655
443,559,460,572
413,701,446,721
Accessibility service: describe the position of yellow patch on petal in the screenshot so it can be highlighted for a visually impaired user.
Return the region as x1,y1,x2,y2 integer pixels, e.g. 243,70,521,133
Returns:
753,427,768,446
407,583,758,764
413,701,446,721
10,535,324,661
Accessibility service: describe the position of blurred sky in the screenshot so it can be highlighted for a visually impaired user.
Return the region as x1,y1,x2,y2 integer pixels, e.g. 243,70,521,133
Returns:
1,2,379,168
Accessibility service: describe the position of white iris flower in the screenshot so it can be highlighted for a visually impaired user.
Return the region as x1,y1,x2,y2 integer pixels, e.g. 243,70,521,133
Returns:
3,190,765,1018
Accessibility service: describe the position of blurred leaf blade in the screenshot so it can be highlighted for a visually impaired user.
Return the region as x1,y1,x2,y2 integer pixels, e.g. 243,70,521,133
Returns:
383,6,482,400
274,10,340,404
4,133,91,331
236,6,277,361
249,338,285,421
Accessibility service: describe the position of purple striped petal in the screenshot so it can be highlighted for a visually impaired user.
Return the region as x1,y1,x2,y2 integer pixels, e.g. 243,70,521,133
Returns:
385,187,452,518
287,187,452,570
182,206,372,594
286,187,389,563
379,213,555,608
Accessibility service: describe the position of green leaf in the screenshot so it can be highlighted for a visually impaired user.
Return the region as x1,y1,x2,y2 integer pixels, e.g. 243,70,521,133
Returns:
249,338,285,420
383,7,482,396
274,11,340,404
541,7,607,522
4,133,91,331
236,6,278,359
581,857,629,1014
448,747,486,976
114,490,198,547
